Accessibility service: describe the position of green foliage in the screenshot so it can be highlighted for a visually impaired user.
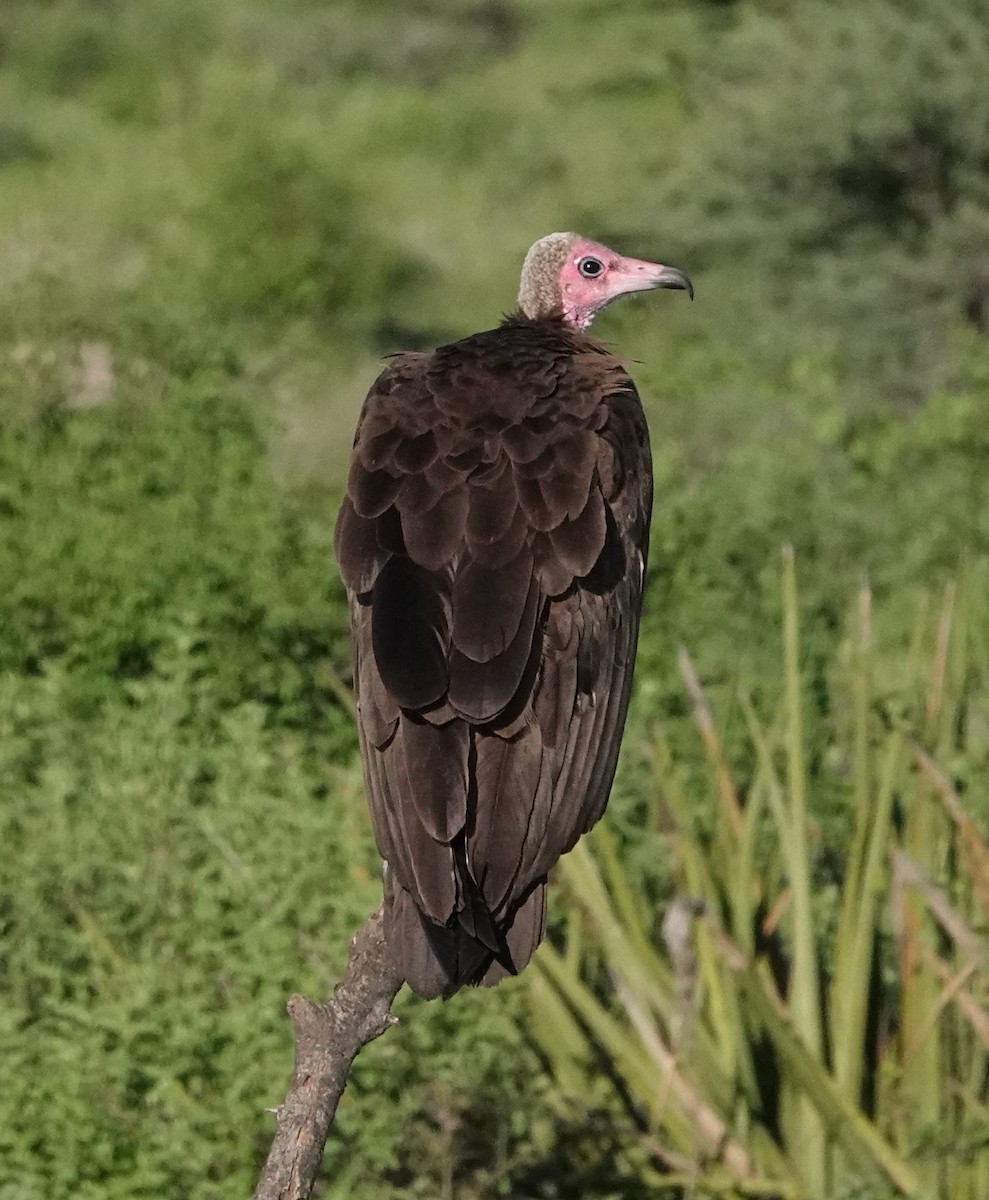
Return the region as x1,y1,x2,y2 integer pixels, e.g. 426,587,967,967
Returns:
0,0,988,1196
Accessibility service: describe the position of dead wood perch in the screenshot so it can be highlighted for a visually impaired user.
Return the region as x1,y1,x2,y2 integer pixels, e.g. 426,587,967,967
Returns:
252,906,405,1200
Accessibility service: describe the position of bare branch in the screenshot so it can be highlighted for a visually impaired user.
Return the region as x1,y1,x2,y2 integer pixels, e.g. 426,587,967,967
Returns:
253,905,405,1200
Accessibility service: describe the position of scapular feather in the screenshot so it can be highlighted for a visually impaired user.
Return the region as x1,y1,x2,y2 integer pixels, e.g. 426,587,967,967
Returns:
393,430,439,473
371,558,449,709
543,464,596,522
465,473,517,545
334,499,391,595
548,487,607,577
515,474,563,532
467,503,529,568
502,421,545,464
452,548,534,663
532,532,577,598
448,576,540,722
402,488,469,572
348,460,403,519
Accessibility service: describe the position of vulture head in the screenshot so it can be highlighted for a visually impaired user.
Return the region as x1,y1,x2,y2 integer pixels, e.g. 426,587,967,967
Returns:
517,231,693,331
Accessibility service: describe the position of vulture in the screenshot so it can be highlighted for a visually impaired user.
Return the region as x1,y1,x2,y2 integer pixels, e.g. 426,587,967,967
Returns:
334,232,692,998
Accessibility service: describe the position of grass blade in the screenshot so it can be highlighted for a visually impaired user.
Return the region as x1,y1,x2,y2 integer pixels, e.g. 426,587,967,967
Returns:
780,547,826,1193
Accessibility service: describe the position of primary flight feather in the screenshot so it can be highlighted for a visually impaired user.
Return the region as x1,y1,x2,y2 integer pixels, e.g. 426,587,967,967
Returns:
335,232,692,998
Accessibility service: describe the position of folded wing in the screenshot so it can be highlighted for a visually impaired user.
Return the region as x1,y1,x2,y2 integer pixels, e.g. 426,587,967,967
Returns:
334,319,653,997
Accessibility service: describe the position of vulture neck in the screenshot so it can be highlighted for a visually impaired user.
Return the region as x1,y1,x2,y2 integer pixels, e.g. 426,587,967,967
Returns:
499,310,611,353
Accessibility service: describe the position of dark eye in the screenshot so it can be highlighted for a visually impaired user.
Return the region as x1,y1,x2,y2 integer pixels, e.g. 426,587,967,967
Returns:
577,256,604,279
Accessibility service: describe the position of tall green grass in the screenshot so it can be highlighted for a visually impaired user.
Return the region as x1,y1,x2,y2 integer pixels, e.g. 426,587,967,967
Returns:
531,553,989,1199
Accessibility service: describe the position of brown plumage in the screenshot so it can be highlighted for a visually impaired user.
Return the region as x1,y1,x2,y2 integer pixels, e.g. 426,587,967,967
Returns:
335,232,692,998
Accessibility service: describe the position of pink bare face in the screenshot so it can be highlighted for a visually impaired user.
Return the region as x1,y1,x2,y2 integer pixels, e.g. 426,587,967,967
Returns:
557,238,693,331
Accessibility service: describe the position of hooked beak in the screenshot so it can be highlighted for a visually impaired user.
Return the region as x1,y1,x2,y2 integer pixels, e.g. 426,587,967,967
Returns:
617,256,694,301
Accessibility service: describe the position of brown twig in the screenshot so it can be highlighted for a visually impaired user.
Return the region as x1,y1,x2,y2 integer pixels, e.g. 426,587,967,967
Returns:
253,905,405,1200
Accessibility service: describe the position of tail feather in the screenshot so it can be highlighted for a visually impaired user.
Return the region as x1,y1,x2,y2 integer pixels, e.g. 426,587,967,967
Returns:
385,875,488,999
454,842,504,956
384,870,548,999
480,880,547,988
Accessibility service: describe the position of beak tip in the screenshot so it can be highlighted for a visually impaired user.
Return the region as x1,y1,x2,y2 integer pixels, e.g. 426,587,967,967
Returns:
656,264,694,301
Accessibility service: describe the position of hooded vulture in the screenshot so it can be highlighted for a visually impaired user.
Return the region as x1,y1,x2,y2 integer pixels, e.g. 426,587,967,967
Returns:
334,232,692,998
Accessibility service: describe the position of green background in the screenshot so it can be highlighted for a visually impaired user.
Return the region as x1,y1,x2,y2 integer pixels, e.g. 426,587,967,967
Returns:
1,1,988,1196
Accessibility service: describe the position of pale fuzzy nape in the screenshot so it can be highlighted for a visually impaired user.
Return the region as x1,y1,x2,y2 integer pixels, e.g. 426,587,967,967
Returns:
517,232,578,319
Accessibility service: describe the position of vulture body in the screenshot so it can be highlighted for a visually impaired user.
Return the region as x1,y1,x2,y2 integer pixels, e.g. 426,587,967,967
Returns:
334,232,691,998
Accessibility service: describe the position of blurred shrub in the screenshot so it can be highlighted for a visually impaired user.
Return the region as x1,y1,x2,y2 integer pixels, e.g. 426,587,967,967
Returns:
0,122,45,165
0,378,351,726
196,137,430,329
0,0,216,123
236,0,519,86
661,0,989,399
